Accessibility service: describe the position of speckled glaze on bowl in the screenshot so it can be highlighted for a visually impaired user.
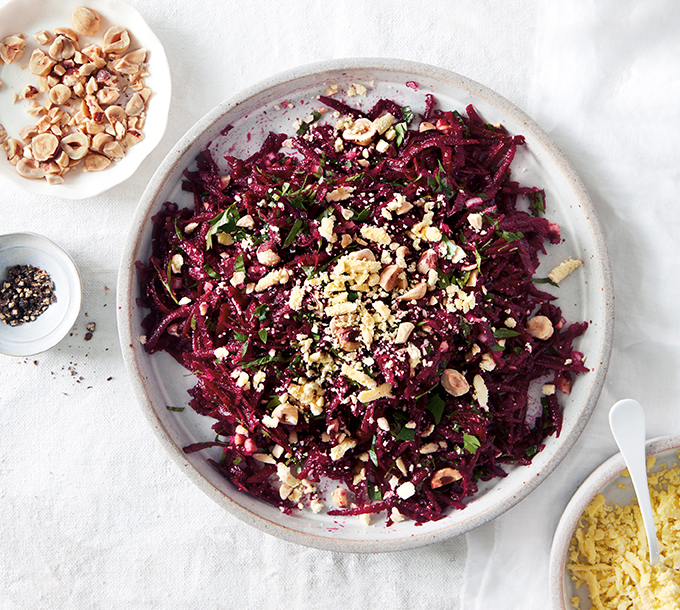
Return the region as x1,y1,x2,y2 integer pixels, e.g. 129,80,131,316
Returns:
549,435,680,609
117,58,614,552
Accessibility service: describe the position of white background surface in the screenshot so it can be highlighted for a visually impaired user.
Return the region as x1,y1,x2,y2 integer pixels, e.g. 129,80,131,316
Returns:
1,1,678,608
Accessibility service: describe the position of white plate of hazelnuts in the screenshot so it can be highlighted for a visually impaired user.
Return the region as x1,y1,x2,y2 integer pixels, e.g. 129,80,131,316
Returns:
0,0,171,199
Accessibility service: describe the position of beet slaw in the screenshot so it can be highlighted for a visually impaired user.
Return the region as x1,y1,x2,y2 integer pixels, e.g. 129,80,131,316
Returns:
136,92,588,525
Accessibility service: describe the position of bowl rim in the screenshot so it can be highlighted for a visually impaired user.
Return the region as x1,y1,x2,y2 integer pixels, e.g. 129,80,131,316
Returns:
0,231,81,356
549,434,680,609
117,57,615,552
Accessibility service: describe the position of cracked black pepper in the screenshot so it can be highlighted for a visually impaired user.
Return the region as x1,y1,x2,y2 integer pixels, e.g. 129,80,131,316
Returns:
0,264,56,326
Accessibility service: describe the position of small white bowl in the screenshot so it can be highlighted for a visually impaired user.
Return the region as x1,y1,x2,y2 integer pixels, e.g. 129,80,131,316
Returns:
549,435,680,609
0,232,81,356
0,0,171,199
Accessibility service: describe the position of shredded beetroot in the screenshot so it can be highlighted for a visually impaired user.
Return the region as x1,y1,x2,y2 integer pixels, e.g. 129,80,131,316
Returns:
137,95,588,525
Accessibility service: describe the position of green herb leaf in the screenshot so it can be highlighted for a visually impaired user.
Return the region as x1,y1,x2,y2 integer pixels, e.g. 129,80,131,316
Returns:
493,328,520,339
206,205,240,249
241,339,249,357
528,191,546,217
160,261,179,305
441,236,460,260
401,105,414,124
173,218,183,241
234,254,246,274
497,230,524,242
368,435,379,467
296,110,323,136
316,205,335,221
266,396,281,409
283,219,305,248
255,304,269,321
354,207,371,222
232,456,243,465
368,482,383,501
233,331,248,342
437,270,453,290
463,433,480,455
166,405,185,412
427,161,454,200
394,123,408,147
533,277,559,288
203,263,220,279
490,344,504,352
425,393,446,425
258,328,268,344
474,247,482,272
395,426,416,442
241,354,287,369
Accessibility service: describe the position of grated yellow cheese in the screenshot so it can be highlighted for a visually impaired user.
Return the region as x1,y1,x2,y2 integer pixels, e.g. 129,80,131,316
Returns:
567,455,680,610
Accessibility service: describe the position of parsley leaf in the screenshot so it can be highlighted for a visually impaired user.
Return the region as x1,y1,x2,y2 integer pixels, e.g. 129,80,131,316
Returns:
425,393,446,425
528,191,546,217
255,304,269,321
395,426,416,442
233,331,248,342
203,263,220,279
493,328,520,339
234,254,246,274
427,161,454,200
296,110,322,136
497,230,524,242
258,328,268,344
463,433,480,455
441,236,460,260
241,354,287,369
206,205,239,249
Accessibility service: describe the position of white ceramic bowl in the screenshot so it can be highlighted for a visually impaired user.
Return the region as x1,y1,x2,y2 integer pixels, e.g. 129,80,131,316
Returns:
549,435,680,609
117,58,614,552
0,0,171,199
0,232,81,356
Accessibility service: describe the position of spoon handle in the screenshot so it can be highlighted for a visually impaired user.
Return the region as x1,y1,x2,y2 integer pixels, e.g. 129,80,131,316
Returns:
609,399,661,566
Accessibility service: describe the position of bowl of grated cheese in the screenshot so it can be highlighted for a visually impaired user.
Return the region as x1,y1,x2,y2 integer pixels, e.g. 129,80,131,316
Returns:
550,435,680,610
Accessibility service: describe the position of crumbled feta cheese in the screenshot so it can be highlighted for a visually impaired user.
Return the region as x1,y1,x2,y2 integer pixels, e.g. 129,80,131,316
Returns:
288,284,305,310
255,268,290,292
360,225,391,245
318,215,337,243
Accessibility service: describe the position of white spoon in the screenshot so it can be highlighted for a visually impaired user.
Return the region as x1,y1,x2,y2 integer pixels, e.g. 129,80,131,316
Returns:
608,398,661,566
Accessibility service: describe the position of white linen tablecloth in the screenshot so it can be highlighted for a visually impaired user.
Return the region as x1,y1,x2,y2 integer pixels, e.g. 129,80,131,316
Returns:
1,1,679,608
